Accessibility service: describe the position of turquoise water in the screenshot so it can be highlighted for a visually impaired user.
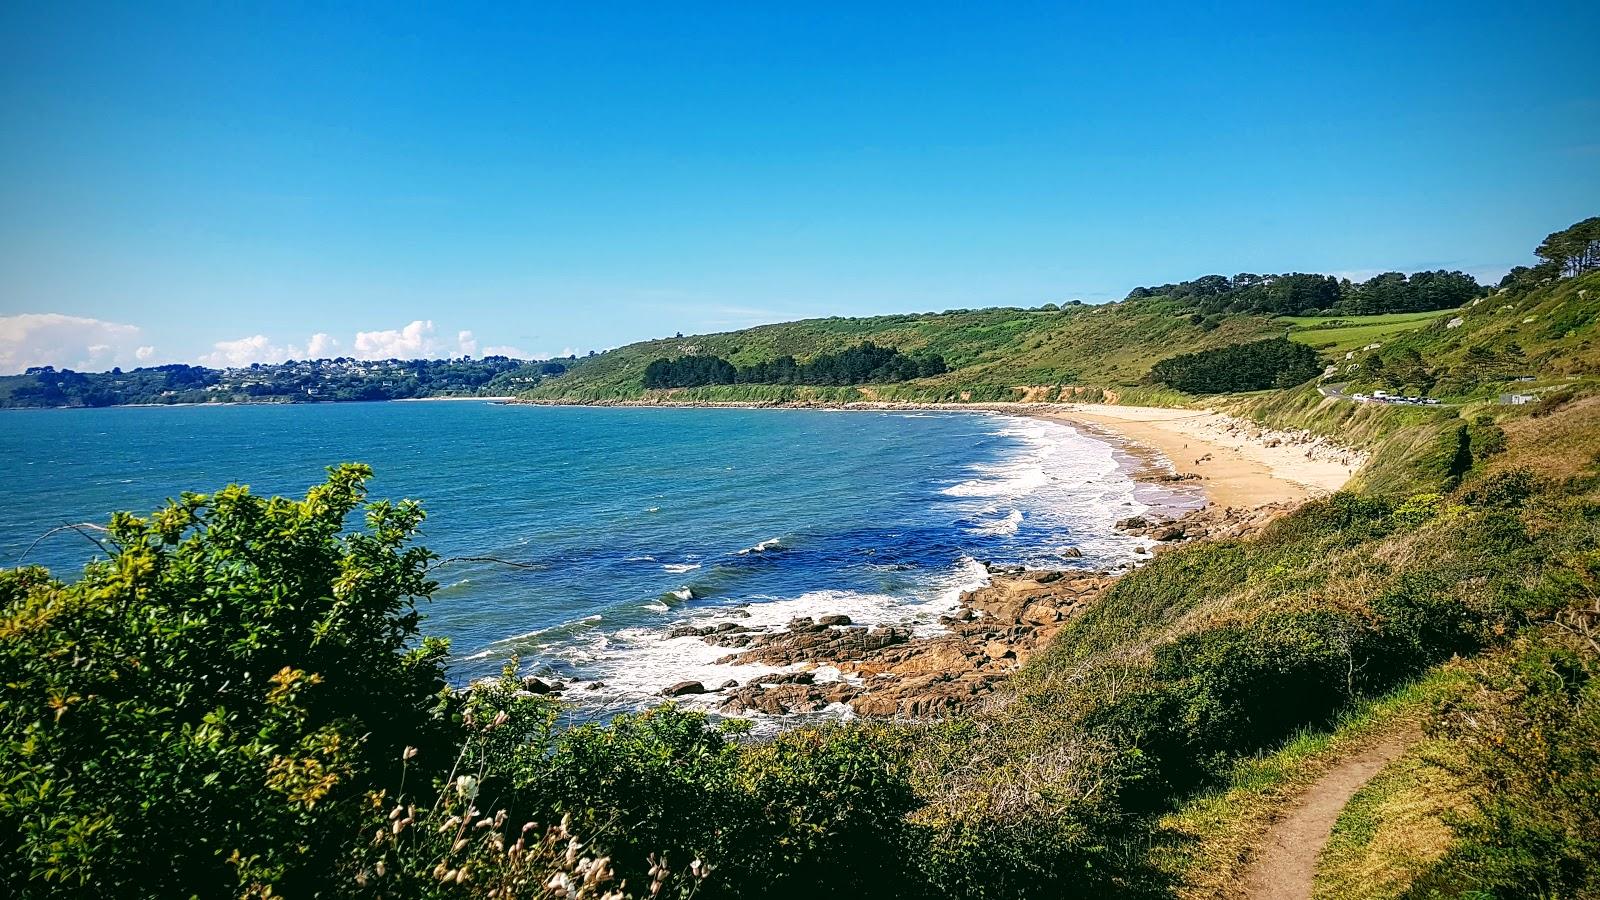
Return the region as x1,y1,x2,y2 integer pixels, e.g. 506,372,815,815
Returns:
0,401,1179,713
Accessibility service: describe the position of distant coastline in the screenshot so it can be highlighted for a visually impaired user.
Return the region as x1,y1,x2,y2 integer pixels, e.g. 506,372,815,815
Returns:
0,394,513,411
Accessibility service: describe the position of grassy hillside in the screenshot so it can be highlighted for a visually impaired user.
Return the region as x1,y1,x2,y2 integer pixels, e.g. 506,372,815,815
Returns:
526,299,1282,403
1283,310,1454,354
1323,271,1600,401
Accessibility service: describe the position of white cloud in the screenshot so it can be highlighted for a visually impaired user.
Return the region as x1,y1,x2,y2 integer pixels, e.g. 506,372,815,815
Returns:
352,320,439,359
2,313,525,375
199,334,288,368
481,344,531,359
303,333,340,359
0,313,149,374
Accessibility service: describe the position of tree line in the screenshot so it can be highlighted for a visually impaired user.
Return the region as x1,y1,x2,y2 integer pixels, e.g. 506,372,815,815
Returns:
1127,269,1483,317
642,341,948,389
1149,337,1323,393
1500,215,1600,290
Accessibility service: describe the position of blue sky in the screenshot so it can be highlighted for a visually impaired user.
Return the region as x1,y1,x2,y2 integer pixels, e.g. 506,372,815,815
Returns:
1,2,1597,372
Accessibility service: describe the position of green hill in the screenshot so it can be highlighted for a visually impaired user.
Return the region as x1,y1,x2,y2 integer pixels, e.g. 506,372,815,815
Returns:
1325,270,1600,401
526,300,1283,404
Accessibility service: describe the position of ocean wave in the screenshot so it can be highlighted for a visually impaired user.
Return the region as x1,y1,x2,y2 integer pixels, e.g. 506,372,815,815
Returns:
971,507,1024,535
662,563,701,573
939,415,1157,555
738,537,784,555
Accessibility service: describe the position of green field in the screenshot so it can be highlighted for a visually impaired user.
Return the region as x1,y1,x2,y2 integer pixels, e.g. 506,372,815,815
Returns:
1281,310,1454,354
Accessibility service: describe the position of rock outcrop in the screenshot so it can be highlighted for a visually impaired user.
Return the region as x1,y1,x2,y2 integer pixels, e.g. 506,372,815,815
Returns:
695,568,1118,718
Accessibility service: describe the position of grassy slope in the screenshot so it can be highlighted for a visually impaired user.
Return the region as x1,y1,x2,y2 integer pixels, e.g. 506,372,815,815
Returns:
1150,669,1467,900
525,299,1281,402
1328,271,1600,400
1284,310,1454,354
892,275,1597,896
1138,279,1600,898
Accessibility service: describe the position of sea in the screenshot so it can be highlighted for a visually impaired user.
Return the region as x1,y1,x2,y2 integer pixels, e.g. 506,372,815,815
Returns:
0,401,1193,718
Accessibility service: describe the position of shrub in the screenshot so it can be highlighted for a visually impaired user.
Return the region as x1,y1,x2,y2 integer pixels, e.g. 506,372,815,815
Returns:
1409,638,1600,898
0,465,452,896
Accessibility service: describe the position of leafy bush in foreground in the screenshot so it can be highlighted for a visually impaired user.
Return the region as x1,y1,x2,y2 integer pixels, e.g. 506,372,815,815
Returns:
0,464,453,895
0,466,920,899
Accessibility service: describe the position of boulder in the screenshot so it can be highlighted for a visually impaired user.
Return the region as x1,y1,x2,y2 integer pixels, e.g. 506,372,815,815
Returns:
662,680,706,697
818,614,853,627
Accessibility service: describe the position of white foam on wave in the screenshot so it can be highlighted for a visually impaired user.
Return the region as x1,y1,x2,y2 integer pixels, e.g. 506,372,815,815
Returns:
572,555,990,713
942,415,1159,561
971,507,1024,535
738,537,783,555
662,563,701,573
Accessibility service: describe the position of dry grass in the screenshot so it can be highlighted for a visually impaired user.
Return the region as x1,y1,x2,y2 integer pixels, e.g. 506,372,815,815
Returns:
1494,393,1600,482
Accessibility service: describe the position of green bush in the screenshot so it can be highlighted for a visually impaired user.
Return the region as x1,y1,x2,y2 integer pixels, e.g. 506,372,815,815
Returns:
1407,637,1600,899
0,464,453,896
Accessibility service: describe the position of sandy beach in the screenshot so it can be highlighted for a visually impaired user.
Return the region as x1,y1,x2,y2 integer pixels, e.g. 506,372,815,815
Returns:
1033,403,1363,508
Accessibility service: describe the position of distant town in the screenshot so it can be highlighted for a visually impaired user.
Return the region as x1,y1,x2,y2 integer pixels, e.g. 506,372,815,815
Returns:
0,355,573,408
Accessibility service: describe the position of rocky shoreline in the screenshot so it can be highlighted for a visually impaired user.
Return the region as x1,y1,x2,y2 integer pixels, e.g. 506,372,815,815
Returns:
638,500,1296,719
497,398,1348,720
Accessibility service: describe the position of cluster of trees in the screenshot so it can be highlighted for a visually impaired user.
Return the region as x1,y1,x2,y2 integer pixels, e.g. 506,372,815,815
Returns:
1149,337,1323,393
1127,269,1483,317
641,354,737,389
642,342,947,389
1500,216,1600,289
0,357,543,408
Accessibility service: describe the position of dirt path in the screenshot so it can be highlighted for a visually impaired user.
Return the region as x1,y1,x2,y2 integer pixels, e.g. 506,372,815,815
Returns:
1241,732,1417,900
